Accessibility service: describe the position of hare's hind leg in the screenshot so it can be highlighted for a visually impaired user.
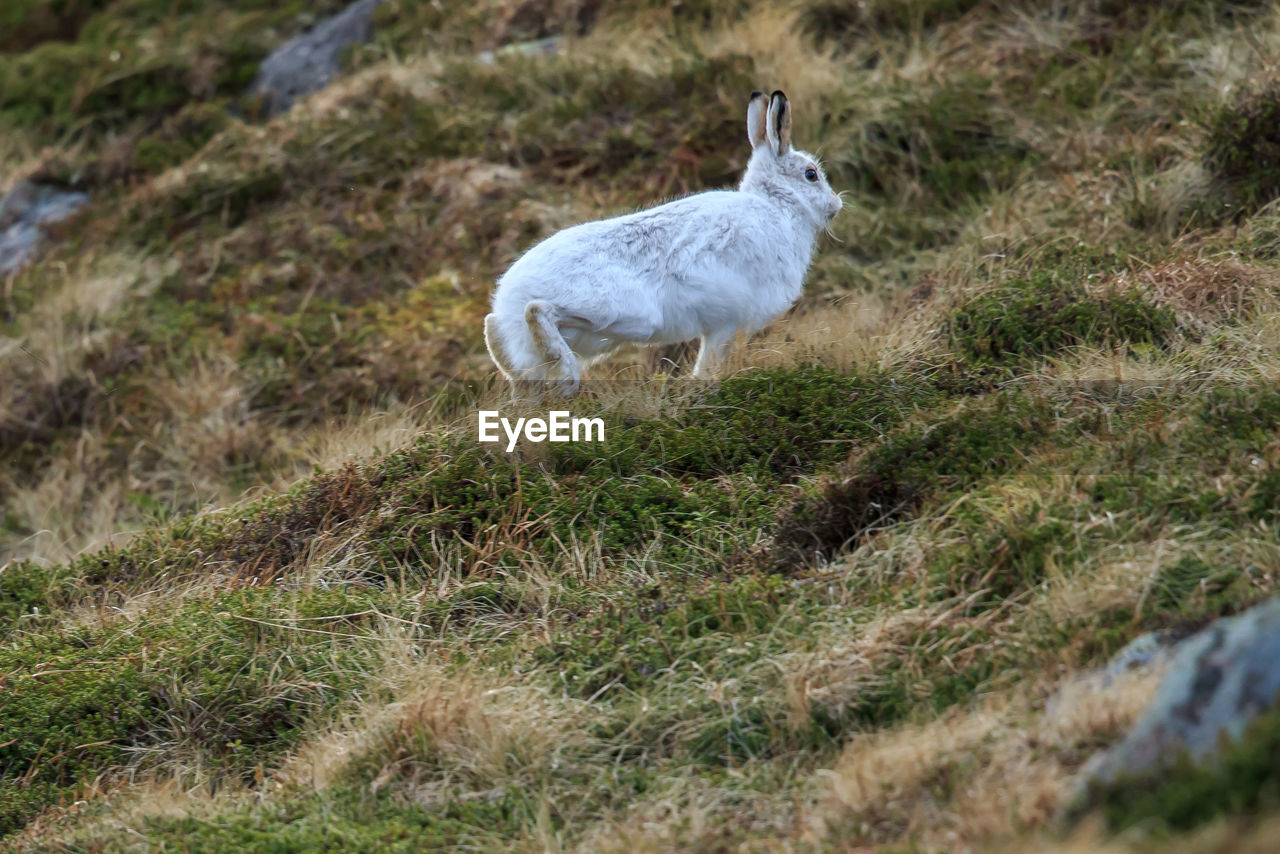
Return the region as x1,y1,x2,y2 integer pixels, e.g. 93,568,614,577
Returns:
691,328,736,379
525,300,581,396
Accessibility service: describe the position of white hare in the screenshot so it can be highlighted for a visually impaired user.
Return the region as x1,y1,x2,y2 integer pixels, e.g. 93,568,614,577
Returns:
484,90,842,395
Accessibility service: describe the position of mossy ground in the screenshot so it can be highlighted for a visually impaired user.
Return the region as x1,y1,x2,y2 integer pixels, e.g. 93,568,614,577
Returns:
6,0,1280,851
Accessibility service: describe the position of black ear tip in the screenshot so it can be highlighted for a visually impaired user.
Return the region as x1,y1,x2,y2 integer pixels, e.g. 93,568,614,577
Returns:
750,90,764,100
771,89,787,101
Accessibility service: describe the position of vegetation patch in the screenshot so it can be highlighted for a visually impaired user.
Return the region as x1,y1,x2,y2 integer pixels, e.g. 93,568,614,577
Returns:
122,784,521,852
432,52,757,191
945,273,1175,366
830,75,1035,207
0,0,110,52
1203,79,1280,220
799,0,987,43
771,391,1065,565
0,29,265,142
554,365,945,479
538,573,789,697
367,366,940,573
0,587,382,835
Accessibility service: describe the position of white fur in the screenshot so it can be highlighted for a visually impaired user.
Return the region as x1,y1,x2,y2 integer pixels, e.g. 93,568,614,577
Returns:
484,90,843,395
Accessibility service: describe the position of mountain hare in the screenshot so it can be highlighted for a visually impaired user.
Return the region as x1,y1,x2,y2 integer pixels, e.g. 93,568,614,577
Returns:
484,90,842,395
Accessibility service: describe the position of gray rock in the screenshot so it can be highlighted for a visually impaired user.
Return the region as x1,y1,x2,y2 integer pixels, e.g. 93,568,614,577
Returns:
1086,595,1280,785
0,222,44,276
1101,630,1179,678
245,0,386,117
0,181,90,275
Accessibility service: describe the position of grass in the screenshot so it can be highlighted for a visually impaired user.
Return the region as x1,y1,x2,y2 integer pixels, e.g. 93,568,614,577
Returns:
945,271,1176,367
6,0,1280,851
0,586,387,835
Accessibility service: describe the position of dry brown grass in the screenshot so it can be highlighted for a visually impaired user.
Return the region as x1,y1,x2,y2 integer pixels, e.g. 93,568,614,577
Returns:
571,773,798,854
809,667,1163,851
0,134,48,196
277,661,584,792
694,3,845,118
0,252,153,387
2,775,253,854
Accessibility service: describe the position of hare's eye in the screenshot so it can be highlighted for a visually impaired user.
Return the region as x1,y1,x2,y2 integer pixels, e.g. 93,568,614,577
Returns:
804,167,818,183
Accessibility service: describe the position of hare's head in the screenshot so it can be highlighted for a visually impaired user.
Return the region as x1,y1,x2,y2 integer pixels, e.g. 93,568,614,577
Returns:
740,91,842,226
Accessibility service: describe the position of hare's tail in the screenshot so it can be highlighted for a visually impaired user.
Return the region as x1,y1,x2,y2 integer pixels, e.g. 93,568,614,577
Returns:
484,313,518,381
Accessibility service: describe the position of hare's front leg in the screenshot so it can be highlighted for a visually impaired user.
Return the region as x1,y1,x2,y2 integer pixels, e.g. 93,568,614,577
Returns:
691,328,736,379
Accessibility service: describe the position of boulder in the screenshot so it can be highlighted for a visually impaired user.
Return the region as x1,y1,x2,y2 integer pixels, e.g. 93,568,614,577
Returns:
0,181,90,275
1100,629,1179,678
1084,595,1280,785
244,0,386,118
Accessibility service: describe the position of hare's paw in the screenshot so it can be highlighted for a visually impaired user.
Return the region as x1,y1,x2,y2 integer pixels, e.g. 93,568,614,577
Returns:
556,373,581,397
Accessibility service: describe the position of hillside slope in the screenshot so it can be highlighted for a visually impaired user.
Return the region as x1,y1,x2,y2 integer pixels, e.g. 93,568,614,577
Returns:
4,0,1280,850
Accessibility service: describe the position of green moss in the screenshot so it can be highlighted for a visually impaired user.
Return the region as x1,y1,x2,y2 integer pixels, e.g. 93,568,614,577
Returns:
929,507,1074,603
0,2,290,150
236,299,381,415
845,639,1004,730
536,566,1010,766
1203,80,1280,219
131,103,230,175
1196,387,1280,447
0,561,57,624
167,49,758,218
119,92,467,243
0,36,262,143
123,783,521,852
363,0,745,67
0,483,316,623
539,574,788,697
128,161,287,240
557,365,944,480
0,41,95,128
773,391,1061,565
80,0,350,34
0,587,383,835
541,555,1016,766
367,366,939,575
280,85,480,175
946,274,1175,366
74,59,193,118
1152,555,1245,614
688,622,1003,761
365,442,746,573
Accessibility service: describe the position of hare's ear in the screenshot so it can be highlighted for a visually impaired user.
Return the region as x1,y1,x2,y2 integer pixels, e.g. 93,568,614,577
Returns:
765,90,791,157
747,91,768,150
